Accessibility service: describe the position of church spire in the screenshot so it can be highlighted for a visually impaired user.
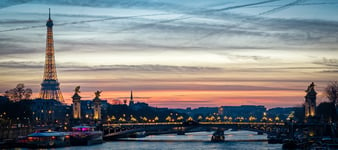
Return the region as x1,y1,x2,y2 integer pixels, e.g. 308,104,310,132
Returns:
129,90,134,106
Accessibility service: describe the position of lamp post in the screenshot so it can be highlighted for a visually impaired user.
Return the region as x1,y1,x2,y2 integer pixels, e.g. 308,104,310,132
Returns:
223,116,228,122
228,117,233,122
111,116,116,123
130,116,137,122
275,116,280,122
187,117,193,121
177,116,184,122
166,116,171,122
262,112,268,122
217,116,221,122
198,115,203,122
287,111,295,139
249,116,256,122
143,117,148,123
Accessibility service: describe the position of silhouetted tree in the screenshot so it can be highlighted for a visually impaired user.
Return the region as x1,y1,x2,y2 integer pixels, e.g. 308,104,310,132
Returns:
325,81,338,106
317,102,336,123
4,83,32,101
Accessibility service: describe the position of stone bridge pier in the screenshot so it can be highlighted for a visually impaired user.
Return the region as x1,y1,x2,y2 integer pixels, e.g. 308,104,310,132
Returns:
211,128,225,142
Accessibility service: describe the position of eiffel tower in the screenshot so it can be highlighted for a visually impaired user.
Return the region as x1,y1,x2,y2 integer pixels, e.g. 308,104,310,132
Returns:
39,9,64,102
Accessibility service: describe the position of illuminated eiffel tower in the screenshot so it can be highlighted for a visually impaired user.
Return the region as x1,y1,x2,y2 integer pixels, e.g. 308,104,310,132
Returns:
39,9,64,102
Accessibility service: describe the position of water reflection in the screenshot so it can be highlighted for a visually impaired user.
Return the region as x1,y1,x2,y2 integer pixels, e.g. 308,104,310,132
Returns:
18,130,283,150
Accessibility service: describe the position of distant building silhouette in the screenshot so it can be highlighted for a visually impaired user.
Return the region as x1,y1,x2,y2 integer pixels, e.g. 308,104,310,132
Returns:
39,8,64,102
81,100,94,119
77,100,108,120
218,107,224,115
130,102,149,111
26,99,71,124
219,105,266,119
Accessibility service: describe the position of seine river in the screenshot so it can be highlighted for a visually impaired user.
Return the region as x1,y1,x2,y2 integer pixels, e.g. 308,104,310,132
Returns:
22,130,283,150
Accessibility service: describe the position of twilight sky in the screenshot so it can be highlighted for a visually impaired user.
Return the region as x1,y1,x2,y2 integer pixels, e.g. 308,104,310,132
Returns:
0,0,337,108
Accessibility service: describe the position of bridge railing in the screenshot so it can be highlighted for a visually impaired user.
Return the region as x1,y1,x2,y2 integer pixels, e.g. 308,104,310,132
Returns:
103,122,183,127
198,122,285,125
103,122,284,127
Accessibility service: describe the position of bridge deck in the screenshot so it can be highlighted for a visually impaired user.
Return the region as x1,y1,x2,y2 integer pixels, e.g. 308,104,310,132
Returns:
102,122,286,139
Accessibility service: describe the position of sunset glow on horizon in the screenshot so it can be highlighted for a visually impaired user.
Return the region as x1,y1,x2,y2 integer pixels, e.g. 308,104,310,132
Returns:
1,0,337,108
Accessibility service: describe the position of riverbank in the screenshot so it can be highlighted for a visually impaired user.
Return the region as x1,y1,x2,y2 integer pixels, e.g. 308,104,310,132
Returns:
0,127,32,148
0,127,32,139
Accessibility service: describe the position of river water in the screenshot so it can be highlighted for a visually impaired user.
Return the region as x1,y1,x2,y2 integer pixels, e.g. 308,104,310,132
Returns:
21,130,283,150
65,130,282,150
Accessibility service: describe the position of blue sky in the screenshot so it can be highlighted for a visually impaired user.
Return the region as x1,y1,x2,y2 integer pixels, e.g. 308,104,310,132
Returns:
0,0,337,108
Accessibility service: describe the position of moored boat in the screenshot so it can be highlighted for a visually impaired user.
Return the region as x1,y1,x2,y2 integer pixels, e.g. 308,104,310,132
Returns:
70,125,103,145
24,130,71,148
267,134,283,144
129,131,147,138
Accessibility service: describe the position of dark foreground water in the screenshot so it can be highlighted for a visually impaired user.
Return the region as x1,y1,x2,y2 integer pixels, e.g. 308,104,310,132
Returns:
20,130,283,150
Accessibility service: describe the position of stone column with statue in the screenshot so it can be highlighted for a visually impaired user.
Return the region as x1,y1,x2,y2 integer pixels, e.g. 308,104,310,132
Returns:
93,90,102,120
304,82,317,118
72,86,81,119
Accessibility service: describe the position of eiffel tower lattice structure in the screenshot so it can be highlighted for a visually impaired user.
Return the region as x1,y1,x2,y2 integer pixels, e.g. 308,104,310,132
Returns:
39,8,64,102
